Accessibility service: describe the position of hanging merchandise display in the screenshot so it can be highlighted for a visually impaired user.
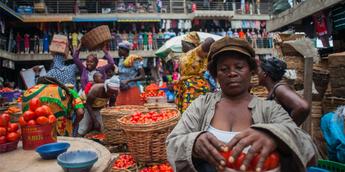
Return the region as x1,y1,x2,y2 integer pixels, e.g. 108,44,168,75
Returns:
313,11,330,47
331,4,345,31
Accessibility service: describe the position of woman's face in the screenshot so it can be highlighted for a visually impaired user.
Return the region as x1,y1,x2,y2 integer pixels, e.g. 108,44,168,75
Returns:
86,55,97,71
216,55,252,97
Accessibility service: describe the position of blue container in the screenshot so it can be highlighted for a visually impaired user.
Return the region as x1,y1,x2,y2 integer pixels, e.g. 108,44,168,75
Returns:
57,150,98,172
307,167,330,172
36,142,70,160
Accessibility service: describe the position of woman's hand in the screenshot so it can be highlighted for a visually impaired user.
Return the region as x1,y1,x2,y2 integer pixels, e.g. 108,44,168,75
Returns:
226,128,277,172
193,132,227,171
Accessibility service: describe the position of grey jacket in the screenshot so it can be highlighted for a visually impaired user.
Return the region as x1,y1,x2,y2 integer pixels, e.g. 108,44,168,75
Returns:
166,91,318,172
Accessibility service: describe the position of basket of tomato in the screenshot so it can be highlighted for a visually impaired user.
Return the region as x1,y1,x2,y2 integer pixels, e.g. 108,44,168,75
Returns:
0,112,21,153
112,153,138,172
100,105,148,145
118,108,180,163
19,98,57,150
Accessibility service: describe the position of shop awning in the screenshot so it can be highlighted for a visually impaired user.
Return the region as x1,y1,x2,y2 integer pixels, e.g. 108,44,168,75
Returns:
72,17,117,22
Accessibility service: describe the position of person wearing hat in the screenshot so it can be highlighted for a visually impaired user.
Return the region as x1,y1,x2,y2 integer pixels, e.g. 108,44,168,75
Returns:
167,37,317,172
175,32,215,113
73,43,115,90
115,41,145,105
78,75,120,136
258,57,310,126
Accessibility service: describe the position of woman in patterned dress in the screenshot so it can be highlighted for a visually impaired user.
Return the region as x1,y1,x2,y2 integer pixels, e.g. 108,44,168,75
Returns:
174,32,215,112
22,77,84,136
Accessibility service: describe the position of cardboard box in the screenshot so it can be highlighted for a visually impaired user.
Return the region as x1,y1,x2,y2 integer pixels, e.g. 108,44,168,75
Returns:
49,35,69,57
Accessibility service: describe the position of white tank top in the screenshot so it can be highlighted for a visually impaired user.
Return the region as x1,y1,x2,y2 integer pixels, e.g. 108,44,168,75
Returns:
207,125,250,153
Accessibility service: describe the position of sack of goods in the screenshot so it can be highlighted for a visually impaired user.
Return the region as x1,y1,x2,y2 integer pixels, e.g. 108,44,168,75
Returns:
49,34,69,57
81,25,111,51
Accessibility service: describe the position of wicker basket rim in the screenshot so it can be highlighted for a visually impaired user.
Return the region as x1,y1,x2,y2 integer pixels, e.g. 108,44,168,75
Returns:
117,109,180,130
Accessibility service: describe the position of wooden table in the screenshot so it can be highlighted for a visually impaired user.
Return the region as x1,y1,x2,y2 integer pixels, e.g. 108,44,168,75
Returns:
0,136,113,172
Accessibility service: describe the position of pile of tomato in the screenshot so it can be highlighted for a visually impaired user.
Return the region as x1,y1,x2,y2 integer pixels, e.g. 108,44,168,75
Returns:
112,154,136,169
0,87,14,92
140,163,173,172
0,113,20,144
122,110,177,124
140,84,166,101
19,98,56,127
220,147,280,171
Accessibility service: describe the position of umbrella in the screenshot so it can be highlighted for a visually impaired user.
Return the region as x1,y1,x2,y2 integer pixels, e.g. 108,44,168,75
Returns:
155,32,223,60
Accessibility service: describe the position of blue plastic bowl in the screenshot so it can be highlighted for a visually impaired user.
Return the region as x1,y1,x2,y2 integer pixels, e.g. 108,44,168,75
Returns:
57,150,98,172
36,142,70,160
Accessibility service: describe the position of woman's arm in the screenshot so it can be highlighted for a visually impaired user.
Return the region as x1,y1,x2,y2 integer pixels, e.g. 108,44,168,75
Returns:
72,44,85,71
98,46,115,72
274,85,310,126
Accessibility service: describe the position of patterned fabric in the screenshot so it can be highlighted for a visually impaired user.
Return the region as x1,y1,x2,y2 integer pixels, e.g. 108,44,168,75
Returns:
22,84,84,137
118,58,143,87
174,76,210,113
123,54,143,68
176,45,211,112
46,55,79,87
179,46,207,77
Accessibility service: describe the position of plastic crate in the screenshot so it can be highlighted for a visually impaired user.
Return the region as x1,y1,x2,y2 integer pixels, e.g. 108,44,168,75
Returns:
318,160,345,172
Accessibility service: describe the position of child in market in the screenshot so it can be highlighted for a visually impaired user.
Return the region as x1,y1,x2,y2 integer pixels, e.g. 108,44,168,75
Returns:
84,72,104,95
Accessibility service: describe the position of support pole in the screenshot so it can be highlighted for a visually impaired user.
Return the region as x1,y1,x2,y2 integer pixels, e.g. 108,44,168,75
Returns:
302,57,313,134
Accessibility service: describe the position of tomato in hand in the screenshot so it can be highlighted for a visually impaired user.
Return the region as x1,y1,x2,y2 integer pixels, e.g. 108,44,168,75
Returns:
6,132,19,142
7,123,19,132
220,146,234,168
23,110,35,121
0,135,6,144
29,97,41,111
27,120,37,126
19,116,27,127
263,152,280,170
0,127,6,136
36,116,49,125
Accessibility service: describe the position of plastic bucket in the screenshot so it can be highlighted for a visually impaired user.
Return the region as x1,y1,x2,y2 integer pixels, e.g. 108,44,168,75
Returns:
21,123,57,150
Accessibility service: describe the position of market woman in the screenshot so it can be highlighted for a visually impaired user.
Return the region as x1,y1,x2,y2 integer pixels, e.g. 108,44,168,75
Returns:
22,77,84,137
73,43,115,90
116,42,145,105
166,37,317,172
174,32,215,112
257,57,310,126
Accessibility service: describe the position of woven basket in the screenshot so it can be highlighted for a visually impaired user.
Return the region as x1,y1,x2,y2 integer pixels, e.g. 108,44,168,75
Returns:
101,105,148,145
118,108,181,163
281,43,303,57
146,96,167,104
112,153,138,172
313,68,330,98
0,141,19,153
81,25,111,51
144,103,177,110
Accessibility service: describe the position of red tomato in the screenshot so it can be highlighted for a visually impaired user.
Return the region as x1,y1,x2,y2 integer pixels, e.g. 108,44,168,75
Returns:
40,105,52,117
19,116,27,127
48,115,56,124
6,132,19,142
27,120,37,126
23,110,35,121
0,113,10,127
36,116,49,125
220,147,234,168
29,97,41,111
0,127,6,136
0,135,6,144
7,123,19,132
263,152,280,170
35,107,47,118
17,130,21,138
249,154,260,171
231,152,246,170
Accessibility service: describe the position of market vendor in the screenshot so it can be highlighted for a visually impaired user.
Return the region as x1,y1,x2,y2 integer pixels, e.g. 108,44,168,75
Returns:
116,41,145,105
175,32,215,113
257,57,310,126
73,43,115,90
22,77,84,137
166,37,318,172
78,76,120,136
